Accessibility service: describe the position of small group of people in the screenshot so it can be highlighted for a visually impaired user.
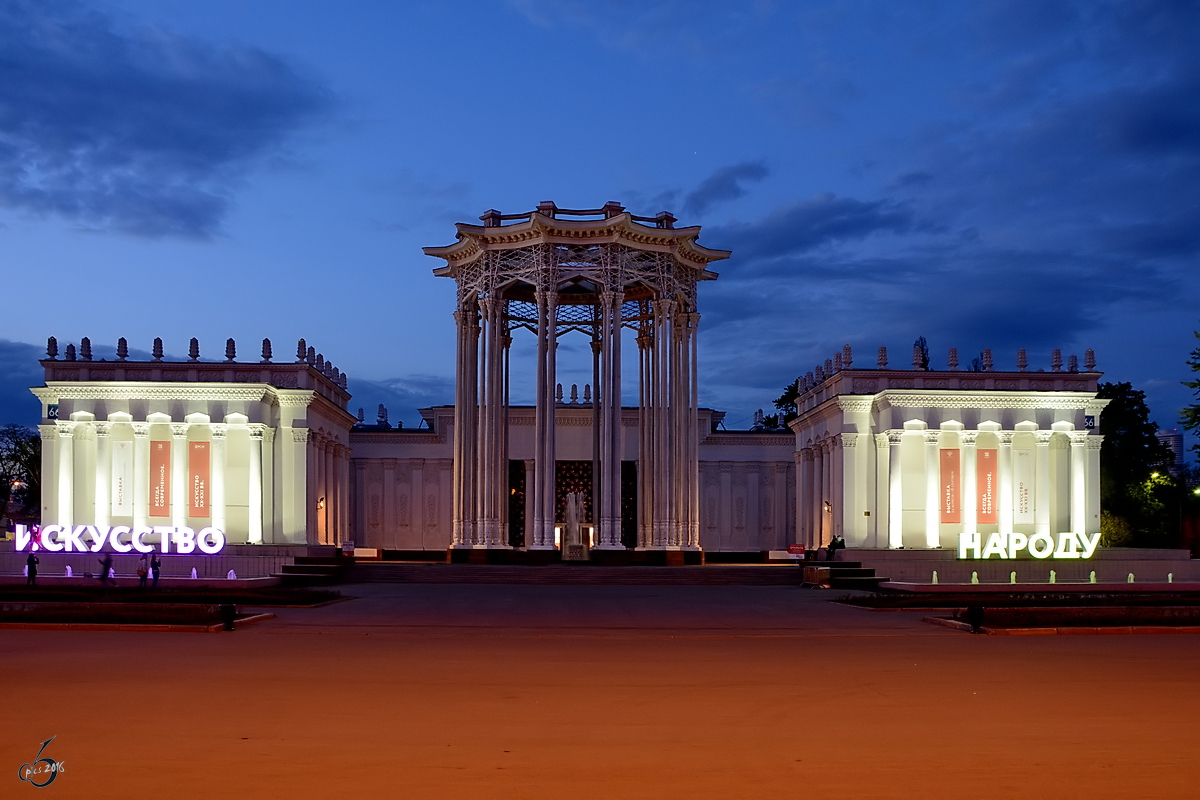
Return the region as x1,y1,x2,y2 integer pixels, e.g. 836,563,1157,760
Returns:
24,551,161,588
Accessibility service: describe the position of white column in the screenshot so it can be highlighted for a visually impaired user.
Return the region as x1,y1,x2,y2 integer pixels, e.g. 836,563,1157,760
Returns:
212,426,227,535
887,432,903,548
523,459,535,548
636,324,653,548
961,432,978,534
451,308,469,547
1086,435,1103,534
794,450,806,547
95,424,111,527
874,434,889,548
133,423,150,532
924,431,940,549
248,426,264,544
262,428,276,542
598,289,622,549
171,424,188,530
38,425,57,526
324,439,335,544
56,423,74,528
688,312,700,548
532,290,558,549
811,441,823,549
1069,433,1087,535
998,432,1014,535
1035,432,1051,536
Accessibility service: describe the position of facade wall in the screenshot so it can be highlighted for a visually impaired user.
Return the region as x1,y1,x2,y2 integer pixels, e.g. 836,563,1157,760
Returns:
348,407,796,552
789,369,1109,551
30,358,355,547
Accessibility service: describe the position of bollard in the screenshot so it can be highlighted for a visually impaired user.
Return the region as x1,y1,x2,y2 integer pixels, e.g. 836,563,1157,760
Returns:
966,606,985,634
219,604,237,631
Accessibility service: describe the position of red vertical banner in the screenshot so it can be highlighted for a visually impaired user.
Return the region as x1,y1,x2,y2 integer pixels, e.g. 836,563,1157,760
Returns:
940,449,961,523
149,440,171,518
977,448,998,524
190,442,210,517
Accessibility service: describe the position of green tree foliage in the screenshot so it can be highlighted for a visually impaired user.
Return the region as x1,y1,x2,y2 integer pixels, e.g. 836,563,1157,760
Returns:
0,425,41,517
1182,328,1200,456
1097,382,1176,546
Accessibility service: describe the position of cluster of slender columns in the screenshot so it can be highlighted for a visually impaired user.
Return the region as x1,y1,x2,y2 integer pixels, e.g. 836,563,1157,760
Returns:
452,296,512,548
307,430,350,546
637,300,701,549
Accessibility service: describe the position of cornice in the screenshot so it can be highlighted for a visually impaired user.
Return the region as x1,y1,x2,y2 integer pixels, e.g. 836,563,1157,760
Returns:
36,383,269,403
875,391,1099,410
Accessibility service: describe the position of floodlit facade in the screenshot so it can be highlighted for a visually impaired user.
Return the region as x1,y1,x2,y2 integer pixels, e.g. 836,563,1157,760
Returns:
789,351,1108,551
29,338,355,546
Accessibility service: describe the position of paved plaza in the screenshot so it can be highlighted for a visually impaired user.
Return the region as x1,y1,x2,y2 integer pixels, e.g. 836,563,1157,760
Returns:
4,583,1199,798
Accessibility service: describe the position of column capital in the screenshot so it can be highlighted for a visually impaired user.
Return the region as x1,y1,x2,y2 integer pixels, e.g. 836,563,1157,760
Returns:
1068,432,1089,446
886,431,904,445
1086,434,1104,450
212,424,228,440
923,431,939,445
132,423,150,437
874,433,889,449
960,431,979,445
841,433,858,448
1035,431,1052,445
95,423,111,437
291,428,309,443
38,424,58,441
248,424,267,441
170,424,189,439
55,421,76,437
998,432,1015,445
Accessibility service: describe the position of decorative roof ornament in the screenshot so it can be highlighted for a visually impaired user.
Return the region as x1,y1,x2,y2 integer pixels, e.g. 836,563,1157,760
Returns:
877,346,888,369
583,384,592,403
982,348,993,371
824,358,833,376
376,404,389,428
1084,349,1096,371
261,338,272,363
1017,348,1028,372
188,338,200,362
65,343,77,361
117,337,129,362
815,365,825,382
296,338,307,363
833,352,843,371
316,353,325,372
46,336,58,360
912,344,923,370
842,344,853,368
1068,354,1079,373
80,337,93,361
306,346,316,365
1051,349,1063,372
152,338,164,361
357,408,365,422
805,371,814,390
225,338,236,362
948,347,959,371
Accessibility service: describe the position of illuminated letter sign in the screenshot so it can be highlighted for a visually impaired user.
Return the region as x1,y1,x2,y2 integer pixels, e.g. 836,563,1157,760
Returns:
149,441,171,518
190,442,210,517
14,524,226,554
940,449,961,523
957,531,1100,560
976,449,997,524
111,441,134,516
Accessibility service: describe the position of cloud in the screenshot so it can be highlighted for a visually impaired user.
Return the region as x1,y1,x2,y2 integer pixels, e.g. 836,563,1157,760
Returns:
0,340,45,426
0,0,330,238
682,161,769,217
709,193,916,261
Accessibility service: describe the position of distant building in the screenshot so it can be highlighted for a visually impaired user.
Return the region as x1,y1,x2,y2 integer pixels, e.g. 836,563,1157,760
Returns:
1157,429,1185,476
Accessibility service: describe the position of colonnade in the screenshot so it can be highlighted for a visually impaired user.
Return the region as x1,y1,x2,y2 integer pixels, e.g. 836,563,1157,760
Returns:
797,421,1103,550
636,300,701,549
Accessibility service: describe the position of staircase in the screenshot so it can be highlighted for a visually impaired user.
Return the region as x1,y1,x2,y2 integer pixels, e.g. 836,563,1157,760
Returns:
273,547,349,587
802,560,889,591
344,563,801,586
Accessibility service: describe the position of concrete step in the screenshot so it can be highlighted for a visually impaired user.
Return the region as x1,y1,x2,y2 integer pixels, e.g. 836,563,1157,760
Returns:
344,564,800,586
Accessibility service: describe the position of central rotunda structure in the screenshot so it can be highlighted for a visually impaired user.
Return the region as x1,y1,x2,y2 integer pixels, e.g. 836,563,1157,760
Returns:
423,201,731,555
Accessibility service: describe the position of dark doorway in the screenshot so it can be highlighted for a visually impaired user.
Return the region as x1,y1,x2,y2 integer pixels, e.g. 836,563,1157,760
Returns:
508,460,525,548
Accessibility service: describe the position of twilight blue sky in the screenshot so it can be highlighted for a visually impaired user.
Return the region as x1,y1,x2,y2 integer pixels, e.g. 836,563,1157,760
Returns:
1,0,1198,451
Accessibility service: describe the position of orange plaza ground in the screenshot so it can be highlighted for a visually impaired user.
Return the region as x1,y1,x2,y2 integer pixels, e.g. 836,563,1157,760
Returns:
3,583,1199,798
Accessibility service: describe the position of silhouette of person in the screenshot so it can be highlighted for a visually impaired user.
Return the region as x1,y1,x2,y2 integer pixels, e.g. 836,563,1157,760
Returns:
150,555,161,589
137,554,149,588
26,552,38,586
98,553,114,585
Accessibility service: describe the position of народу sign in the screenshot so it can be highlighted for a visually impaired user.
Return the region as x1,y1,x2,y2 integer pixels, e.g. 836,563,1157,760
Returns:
958,530,1101,560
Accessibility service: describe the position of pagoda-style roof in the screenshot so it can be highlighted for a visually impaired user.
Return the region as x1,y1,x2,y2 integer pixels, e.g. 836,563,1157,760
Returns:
424,201,730,278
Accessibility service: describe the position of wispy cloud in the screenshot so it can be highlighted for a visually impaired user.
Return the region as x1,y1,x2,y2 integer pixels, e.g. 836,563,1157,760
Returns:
0,0,331,238
683,161,769,218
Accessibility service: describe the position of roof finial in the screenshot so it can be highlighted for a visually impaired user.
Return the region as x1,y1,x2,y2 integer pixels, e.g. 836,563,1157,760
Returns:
1051,348,1063,372
225,338,236,362
1017,348,1028,372
80,337,92,361
46,336,58,360
261,338,272,363
152,337,164,361
117,337,129,361
948,347,959,370
188,338,200,362
1084,349,1096,371
877,346,888,369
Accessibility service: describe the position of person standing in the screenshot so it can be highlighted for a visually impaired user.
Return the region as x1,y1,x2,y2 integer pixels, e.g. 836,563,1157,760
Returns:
150,554,161,589
98,552,114,586
137,554,149,589
25,552,38,586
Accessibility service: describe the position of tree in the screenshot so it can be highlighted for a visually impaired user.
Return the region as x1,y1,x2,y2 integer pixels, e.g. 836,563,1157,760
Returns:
772,378,801,426
0,425,40,518
1182,328,1200,457
1096,382,1176,546
913,336,930,370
